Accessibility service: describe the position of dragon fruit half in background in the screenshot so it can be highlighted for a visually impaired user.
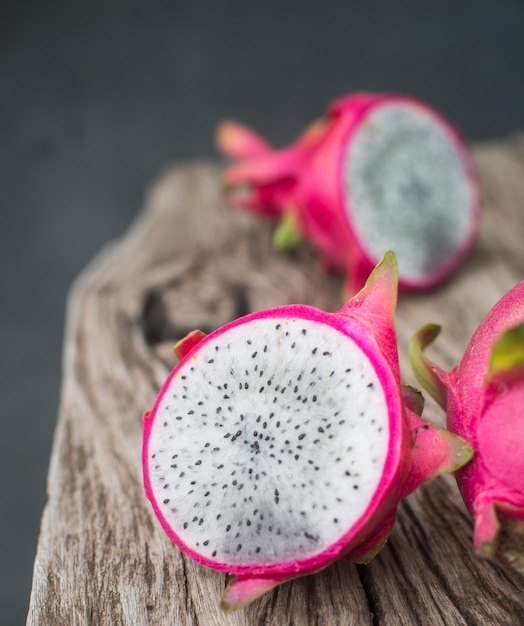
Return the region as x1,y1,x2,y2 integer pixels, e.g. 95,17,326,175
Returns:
409,279,524,568
143,253,472,611
217,92,480,294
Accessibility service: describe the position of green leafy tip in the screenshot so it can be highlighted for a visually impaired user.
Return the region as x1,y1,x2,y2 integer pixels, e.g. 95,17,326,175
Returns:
408,324,449,410
487,322,524,384
273,209,301,250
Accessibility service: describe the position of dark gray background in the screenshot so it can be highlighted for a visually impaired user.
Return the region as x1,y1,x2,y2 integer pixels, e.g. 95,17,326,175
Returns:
2,1,523,623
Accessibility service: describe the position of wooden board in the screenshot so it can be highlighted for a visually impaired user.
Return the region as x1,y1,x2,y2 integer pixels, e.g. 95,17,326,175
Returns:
27,136,524,625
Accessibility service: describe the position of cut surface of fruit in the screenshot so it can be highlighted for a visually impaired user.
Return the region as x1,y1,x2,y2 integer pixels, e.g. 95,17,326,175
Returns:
344,102,476,283
144,311,397,573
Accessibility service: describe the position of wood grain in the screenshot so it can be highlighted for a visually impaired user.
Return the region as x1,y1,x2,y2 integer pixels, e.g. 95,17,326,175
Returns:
27,136,524,625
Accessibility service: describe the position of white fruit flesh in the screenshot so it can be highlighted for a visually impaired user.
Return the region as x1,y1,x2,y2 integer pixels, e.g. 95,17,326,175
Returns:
146,316,391,566
344,103,474,283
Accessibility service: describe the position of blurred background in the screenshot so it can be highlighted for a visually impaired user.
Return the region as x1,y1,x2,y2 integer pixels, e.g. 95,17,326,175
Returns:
2,1,524,622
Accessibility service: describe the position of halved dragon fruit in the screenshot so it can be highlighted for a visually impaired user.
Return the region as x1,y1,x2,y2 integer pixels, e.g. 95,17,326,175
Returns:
409,279,524,566
142,253,472,610
217,92,480,294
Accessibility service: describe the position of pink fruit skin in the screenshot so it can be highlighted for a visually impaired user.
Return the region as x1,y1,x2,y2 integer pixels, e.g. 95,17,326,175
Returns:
218,92,480,294
410,279,524,558
143,254,471,609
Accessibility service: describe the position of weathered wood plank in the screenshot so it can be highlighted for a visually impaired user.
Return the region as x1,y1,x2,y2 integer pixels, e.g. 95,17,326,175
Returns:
27,136,524,625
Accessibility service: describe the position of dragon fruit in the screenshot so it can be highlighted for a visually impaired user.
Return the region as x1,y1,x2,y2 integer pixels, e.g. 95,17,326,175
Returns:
217,92,480,294
142,252,472,611
409,279,524,566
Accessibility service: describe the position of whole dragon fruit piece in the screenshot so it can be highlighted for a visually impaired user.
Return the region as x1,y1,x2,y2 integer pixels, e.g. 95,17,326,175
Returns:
217,92,480,294
409,279,524,565
142,252,472,610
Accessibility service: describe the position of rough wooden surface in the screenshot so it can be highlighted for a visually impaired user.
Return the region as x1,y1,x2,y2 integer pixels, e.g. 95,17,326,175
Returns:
27,136,524,625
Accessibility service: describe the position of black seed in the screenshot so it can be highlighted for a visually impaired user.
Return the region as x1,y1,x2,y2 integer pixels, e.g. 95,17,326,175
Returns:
236,544,242,551
333,518,338,524
208,359,214,364
183,522,188,529
304,531,318,541
176,416,182,421
216,407,222,414
245,382,249,389
170,464,177,469
312,347,318,355
367,382,374,388
163,499,170,504
224,433,231,439
318,427,325,433
195,460,202,466
226,525,231,532
252,351,257,358
179,472,185,478
212,550,217,557
353,485,359,490
259,387,264,393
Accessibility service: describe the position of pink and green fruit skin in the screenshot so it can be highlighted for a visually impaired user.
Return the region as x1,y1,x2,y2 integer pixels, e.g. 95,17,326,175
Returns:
217,92,480,295
143,253,472,610
409,279,524,562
